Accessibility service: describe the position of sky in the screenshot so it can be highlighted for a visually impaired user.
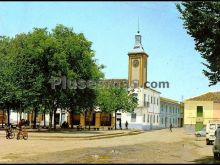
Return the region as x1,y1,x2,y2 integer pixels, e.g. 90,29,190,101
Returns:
0,1,220,101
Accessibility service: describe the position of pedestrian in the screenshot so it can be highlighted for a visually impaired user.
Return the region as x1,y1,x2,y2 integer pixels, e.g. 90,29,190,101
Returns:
169,123,172,132
125,121,128,129
119,120,122,130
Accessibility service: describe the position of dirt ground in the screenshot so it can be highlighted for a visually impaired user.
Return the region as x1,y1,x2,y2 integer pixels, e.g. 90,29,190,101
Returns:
0,128,219,163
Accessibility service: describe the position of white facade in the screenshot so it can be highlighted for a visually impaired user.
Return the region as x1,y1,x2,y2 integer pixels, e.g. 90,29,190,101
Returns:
120,87,161,130
159,100,181,128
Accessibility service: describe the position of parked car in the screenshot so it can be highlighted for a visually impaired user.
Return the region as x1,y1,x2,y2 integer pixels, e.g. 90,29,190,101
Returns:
213,127,220,160
206,121,220,145
195,127,206,137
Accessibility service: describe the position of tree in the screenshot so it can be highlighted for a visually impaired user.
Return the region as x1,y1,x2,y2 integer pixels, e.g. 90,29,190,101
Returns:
177,1,220,86
0,36,20,125
50,25,104,129
0,24,104,129
97,84,138,129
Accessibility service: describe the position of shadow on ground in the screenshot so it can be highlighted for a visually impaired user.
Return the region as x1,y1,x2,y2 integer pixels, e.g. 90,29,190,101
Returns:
190,156,220,164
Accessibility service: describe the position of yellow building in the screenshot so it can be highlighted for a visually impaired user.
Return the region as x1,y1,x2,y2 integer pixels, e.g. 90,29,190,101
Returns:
66,111,115,130
184,91,220,132
65,79,129,130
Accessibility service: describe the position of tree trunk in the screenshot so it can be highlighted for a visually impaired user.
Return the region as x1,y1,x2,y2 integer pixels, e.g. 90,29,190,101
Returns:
85,111,87,129
7,108,10,125
33,108,38,129
2,109,4,128
43,111,46,128
89,117,91,131
88,111,91,131
110,114,112,127
115,110,117,130
49,110,53,130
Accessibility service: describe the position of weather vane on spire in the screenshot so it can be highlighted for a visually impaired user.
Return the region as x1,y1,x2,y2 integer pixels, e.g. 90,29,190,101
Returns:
137,17,140,33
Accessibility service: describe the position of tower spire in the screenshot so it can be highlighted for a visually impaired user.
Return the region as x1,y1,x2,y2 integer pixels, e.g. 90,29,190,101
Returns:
138,17,140,33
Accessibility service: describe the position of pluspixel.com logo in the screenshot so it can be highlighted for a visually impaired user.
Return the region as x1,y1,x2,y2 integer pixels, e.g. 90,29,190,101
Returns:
50,76,170,90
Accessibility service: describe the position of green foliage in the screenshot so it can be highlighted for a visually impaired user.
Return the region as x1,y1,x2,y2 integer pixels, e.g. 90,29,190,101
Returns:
97,85,138,113
177,1,220,86
0,24,104,127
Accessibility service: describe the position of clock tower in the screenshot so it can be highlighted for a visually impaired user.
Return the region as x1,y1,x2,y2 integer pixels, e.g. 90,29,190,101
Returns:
128,30,148,88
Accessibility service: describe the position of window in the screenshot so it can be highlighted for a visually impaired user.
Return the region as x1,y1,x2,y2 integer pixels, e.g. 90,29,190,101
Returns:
131,113,136,122
157,98,158,105
157,115,159,123
197,106,203,117
151,96,153,103
153,115,155,123
143,114,145,122
147,114,149,123
210,124,216,130
161,118,163,124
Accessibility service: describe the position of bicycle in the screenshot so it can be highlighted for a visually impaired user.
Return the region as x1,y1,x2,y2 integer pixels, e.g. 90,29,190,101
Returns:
17,128,28,140
5,128,15,139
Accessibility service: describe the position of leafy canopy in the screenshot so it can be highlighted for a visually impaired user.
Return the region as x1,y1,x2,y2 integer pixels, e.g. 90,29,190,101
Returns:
177,1,220,86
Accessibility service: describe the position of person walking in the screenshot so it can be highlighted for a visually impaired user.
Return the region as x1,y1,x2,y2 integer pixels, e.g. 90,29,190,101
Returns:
169,123,173,132
125,121,128,129
119,120,122,130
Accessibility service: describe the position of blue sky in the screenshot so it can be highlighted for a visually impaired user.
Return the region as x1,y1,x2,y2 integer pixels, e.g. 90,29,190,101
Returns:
0,2,220,101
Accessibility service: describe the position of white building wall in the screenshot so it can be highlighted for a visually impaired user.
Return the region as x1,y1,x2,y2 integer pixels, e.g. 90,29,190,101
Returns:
160,102,182,129
121,87,161,131
8,108,68,127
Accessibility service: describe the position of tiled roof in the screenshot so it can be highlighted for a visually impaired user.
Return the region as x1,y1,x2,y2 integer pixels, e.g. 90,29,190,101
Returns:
160,97,179,104
185,92,220,102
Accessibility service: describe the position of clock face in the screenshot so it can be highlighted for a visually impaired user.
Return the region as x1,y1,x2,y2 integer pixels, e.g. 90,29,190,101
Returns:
133,60,139,68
